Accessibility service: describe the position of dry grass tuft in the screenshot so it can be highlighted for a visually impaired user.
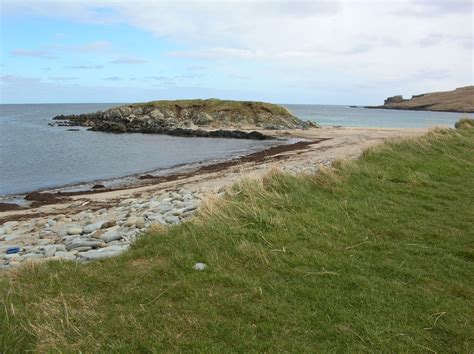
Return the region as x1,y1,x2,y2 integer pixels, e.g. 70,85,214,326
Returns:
455,117,474,129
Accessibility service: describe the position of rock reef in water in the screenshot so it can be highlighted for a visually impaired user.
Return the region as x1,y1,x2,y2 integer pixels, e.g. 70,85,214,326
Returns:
366,86,474,113
53,98,318,140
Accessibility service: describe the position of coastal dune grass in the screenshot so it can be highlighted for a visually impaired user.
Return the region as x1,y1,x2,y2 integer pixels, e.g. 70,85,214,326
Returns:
1,124,473,352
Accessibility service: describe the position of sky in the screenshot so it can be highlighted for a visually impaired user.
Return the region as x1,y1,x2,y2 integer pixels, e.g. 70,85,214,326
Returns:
0,0,472,105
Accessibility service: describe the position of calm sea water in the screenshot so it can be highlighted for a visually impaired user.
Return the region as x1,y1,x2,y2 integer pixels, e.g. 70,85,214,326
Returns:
1,103,471,196
0,103,274,196
285,104,472,128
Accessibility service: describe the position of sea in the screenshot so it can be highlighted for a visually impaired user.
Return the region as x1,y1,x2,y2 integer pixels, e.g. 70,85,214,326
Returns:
1,103,471,196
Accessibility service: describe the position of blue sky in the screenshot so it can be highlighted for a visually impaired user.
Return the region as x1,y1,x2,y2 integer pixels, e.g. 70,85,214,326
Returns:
1,0,472,104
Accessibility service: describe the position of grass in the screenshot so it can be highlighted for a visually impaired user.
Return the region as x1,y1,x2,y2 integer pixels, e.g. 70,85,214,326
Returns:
455,117,474,129
130,98,294,117
1,125,473,352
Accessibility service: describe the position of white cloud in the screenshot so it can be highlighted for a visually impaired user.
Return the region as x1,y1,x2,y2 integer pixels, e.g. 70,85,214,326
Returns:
109,56,148,64
10,41,112,59
11,49,56,59
48,76,78,81
70,40,111,52
2,0,473,103
67,64,104,69
168,47,263,60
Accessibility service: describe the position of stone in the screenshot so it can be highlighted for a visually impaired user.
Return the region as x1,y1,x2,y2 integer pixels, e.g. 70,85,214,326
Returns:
4,253,20,260
41,245,57,257
170,209,183,216
65,239,103,251
83,222,103,234
72,246,92,252
173,200,184,208
182,203,198,213
135,217,145,228
78,245,127,260
193,262,207,271
3,221,19,228
123,216,145,228
164,215,180,225
37,239,54,246
101,220,116,229
54,251,77,261
145,214,166,225
22,253,44,260
67,226,83,235
99,230,122,243
157,204,173,214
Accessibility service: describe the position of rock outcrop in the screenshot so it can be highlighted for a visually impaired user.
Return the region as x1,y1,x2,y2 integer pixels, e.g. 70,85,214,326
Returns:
384,95,406,105
53,99,316,139
366,86,474,113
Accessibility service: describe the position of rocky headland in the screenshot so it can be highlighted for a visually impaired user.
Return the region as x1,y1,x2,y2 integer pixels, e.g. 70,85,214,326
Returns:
52,99,318,139
365,86,474,113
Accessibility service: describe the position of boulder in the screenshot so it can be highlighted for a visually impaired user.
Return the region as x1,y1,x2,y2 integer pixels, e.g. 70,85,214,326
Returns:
67,226,83,235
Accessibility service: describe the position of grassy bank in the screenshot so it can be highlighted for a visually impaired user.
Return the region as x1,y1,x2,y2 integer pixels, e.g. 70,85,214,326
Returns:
1,125,473,352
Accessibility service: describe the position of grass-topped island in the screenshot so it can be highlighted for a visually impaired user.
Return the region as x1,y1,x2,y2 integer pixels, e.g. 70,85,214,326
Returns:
52,99,317,139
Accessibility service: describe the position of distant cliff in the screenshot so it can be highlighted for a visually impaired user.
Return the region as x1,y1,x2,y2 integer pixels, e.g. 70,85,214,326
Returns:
53,99,316,139
366,86,474,113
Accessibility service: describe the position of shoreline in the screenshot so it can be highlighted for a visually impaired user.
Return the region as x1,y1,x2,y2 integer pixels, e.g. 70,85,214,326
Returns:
0,126,429,269
0,123,430,211
0,125,430,218
0,136,295,210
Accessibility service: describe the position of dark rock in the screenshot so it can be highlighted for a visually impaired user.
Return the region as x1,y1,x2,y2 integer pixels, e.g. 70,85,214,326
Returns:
384,95,407,105
92,184,105,189
139,174,155,180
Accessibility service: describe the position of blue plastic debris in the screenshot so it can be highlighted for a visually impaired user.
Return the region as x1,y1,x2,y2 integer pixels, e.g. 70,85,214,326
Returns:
6,247,20,255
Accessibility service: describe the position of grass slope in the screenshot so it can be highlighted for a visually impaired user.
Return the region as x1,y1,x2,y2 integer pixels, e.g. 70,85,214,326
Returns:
1,125,473,352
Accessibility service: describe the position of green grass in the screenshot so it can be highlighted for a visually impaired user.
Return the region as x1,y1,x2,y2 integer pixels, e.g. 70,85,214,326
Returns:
129,98,294,117
1,126,473,352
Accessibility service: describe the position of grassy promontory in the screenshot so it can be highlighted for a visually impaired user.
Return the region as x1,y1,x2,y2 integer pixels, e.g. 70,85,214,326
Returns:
1,121,473,352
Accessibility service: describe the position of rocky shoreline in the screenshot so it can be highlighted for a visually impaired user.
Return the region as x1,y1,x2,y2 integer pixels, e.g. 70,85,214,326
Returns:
1,188,204,269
